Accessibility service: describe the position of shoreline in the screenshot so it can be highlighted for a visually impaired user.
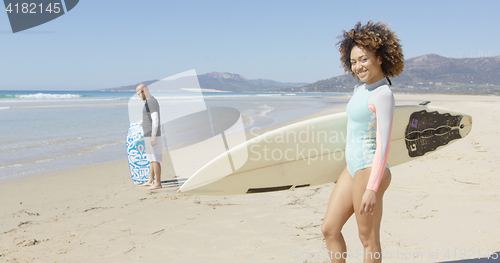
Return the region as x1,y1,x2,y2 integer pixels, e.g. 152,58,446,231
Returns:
0,97,347,184
0,92,492,185
1,93,499,262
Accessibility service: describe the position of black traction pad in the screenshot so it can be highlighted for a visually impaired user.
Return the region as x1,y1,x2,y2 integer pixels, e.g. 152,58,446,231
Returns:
405,110,463,157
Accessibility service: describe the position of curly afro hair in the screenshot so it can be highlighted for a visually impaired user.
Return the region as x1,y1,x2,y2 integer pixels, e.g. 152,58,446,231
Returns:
337,21,404,80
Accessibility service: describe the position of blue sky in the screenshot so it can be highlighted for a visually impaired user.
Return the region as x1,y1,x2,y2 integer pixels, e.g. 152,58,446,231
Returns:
1,0,499,90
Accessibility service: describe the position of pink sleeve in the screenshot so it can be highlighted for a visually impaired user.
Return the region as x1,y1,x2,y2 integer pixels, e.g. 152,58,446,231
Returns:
366,87,395,192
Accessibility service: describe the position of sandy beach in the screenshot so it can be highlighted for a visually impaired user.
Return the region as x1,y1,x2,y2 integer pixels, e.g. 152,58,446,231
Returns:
1,93,499,263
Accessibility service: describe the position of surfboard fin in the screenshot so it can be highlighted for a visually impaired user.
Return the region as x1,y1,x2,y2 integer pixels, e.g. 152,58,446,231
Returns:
419,101,431,105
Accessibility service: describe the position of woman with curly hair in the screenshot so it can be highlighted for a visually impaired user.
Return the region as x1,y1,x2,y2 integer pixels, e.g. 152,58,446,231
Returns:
321,21,404,263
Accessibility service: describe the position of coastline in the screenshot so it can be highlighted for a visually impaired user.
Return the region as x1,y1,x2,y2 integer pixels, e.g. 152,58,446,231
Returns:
0,90,344,181
1,93,499,262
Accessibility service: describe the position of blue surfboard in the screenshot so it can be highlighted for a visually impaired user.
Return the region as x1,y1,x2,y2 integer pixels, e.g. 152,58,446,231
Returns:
126,123,150,184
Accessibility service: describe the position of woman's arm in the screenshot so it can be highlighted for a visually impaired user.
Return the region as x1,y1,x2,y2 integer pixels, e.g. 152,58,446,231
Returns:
366,86,395,192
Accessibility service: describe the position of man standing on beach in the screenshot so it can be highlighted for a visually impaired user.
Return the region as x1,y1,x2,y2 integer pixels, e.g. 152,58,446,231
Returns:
136,84,163,190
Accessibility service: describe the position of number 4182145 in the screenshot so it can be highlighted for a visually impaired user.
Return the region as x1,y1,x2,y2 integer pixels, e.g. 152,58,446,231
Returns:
5,3,61,14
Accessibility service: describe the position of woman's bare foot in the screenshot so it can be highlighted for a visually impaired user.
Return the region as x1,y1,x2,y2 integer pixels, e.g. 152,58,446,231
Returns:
139,182,153,186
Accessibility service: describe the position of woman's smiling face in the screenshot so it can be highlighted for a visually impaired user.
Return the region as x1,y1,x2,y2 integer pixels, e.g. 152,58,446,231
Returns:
350,46,384,84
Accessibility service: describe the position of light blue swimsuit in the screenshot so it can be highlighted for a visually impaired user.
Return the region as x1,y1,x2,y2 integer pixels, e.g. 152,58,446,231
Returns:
345,78,395,192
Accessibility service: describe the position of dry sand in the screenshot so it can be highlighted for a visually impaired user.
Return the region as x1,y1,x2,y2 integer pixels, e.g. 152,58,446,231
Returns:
1,94,499,263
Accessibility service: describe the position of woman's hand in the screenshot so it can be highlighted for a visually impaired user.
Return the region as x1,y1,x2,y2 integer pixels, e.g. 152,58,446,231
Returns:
359,190,377,215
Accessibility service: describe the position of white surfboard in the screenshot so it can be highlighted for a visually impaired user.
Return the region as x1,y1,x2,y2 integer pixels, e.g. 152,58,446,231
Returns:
178,105,472,195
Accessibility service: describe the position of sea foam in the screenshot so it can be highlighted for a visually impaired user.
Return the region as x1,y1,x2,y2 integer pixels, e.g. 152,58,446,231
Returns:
16,93,82,99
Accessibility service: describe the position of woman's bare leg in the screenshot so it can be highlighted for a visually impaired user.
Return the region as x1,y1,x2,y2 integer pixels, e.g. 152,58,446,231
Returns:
353,168,391,263
321,167,355,263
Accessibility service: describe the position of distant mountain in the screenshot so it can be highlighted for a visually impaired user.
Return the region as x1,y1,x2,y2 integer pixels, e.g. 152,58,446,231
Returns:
287,74,358,93
105,72,308,92
294,54,500,94
249,78,308,89
105,80,158,92
395,54,500,91
105,54,500,94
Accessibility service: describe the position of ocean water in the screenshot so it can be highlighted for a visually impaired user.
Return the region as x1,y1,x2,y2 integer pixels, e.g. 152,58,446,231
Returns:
0,90,348,180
